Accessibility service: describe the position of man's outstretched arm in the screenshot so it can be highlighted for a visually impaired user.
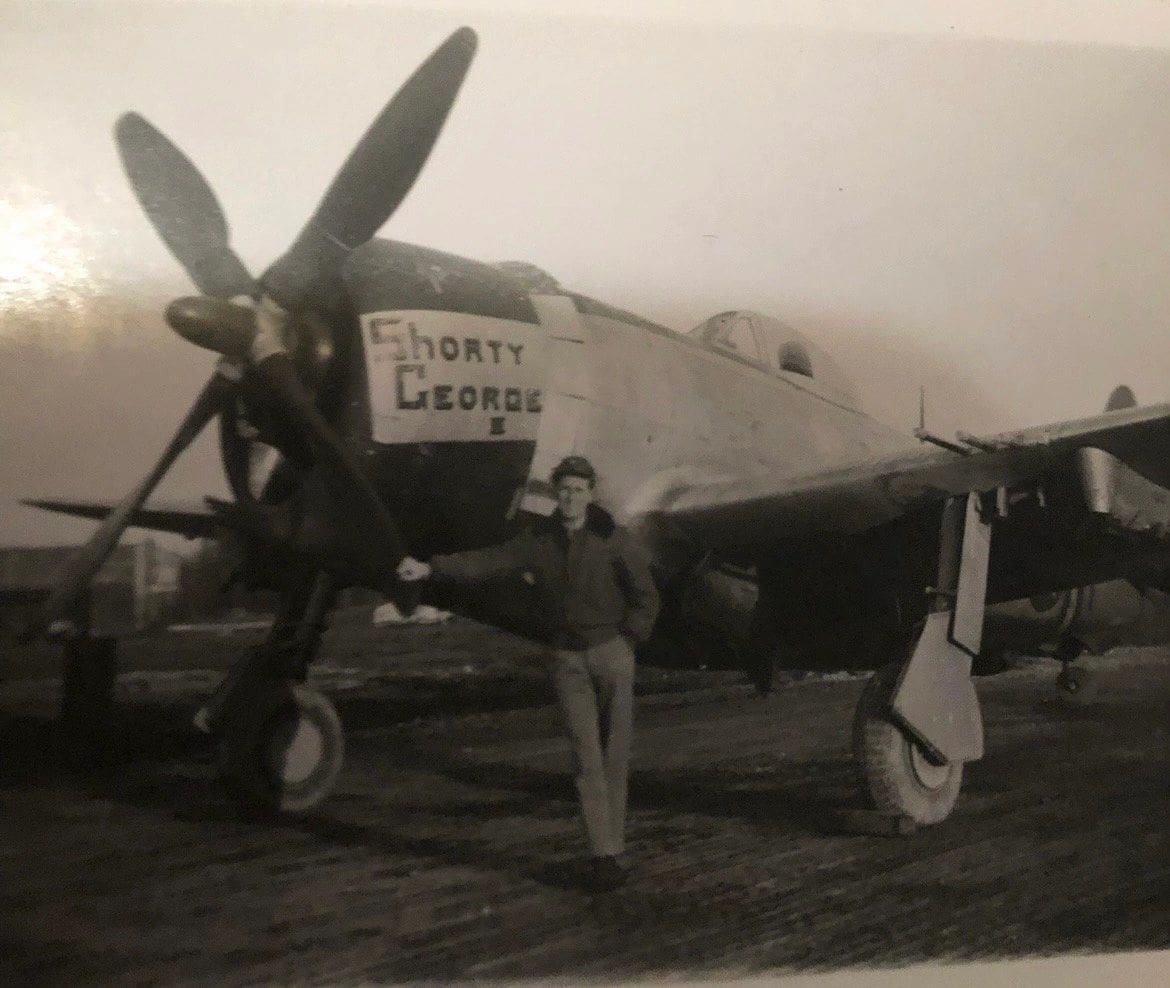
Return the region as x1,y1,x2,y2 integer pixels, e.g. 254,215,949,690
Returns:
398,531,532,584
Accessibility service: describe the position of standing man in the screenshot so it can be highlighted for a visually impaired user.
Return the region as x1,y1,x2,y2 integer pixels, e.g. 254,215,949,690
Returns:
397,455,659,891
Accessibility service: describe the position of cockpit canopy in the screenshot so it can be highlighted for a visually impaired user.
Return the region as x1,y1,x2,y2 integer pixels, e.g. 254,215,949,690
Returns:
689,310,861,410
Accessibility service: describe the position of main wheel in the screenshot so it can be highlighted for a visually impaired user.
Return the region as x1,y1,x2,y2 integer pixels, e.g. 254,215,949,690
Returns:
217,682,344,814
852,663,963,825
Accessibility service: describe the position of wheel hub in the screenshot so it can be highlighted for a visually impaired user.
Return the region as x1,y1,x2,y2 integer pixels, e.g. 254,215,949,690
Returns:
908,739,951,791
264,716,325,785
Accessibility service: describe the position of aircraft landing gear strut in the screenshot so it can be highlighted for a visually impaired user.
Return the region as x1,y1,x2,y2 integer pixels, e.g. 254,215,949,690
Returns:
852,494,990,825
199,571,344,814
57,590,118,741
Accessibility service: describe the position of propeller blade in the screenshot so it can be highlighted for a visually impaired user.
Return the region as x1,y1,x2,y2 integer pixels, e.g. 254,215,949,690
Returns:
251,354,405,569
263,26,477,307
115,112,255,299
39,373,236,631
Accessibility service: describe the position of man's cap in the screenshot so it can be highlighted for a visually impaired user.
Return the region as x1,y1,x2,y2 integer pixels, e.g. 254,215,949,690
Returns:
551,454,596,485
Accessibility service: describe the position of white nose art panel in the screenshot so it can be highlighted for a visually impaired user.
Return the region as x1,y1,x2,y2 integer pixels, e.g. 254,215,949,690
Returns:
360,310,546,444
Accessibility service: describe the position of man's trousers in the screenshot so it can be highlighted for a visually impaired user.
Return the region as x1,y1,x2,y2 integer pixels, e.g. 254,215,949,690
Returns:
551,635,636,858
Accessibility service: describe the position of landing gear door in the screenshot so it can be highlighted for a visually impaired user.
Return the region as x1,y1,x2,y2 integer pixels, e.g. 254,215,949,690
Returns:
951,494,992,656
520,294,596,516
891,494,991,764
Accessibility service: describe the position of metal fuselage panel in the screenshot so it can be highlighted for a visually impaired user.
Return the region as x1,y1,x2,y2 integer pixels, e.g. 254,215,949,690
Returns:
340,240,914,563
548,310,914,522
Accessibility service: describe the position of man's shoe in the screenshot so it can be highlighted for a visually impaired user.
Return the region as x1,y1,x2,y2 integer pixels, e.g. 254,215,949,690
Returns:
587,855,628,892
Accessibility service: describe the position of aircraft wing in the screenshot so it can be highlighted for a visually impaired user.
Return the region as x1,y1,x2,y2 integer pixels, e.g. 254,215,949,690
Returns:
22,498,223,540
659,402,1170,545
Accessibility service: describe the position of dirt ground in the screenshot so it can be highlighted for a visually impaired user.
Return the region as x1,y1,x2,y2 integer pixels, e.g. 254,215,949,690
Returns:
2,617,1169,981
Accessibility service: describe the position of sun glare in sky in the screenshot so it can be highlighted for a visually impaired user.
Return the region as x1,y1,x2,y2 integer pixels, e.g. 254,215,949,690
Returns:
0,190,96,341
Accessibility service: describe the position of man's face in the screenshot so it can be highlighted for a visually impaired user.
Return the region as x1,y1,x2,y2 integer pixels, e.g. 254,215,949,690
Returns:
556,475,594,525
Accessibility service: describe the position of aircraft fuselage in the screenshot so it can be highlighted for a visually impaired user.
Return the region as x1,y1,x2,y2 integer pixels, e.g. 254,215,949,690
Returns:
330,239,916,561
229,238,1170,670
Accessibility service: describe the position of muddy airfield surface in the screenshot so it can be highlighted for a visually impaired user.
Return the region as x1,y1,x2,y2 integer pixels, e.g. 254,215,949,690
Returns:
2,615,1169,982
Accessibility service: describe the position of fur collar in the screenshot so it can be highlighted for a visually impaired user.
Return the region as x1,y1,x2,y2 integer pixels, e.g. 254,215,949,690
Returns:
534,502,616,540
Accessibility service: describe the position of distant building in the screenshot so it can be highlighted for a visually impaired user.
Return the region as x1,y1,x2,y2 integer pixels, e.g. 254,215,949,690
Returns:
0,539,182,637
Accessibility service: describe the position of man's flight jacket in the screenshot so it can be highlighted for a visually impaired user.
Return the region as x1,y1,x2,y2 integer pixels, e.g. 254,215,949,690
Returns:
429,503,660,649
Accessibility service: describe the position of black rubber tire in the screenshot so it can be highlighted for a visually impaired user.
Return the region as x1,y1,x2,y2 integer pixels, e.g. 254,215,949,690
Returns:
852,663,963,826
1056,665,1099,706
218,682,344,814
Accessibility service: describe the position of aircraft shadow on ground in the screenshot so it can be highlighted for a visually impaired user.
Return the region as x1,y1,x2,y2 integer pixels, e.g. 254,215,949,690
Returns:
1,681,867,872
380,743,864,835
0,674,555,787
0,666,742,784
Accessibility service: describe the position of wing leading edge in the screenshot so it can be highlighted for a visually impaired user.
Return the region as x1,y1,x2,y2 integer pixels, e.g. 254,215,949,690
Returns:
659,402,1170,546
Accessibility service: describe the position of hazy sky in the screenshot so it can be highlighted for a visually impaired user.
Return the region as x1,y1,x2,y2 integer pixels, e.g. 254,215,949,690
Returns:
5,1,1170,545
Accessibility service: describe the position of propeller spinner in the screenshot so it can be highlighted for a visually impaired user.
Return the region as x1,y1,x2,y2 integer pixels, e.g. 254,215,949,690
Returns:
40,27,478,631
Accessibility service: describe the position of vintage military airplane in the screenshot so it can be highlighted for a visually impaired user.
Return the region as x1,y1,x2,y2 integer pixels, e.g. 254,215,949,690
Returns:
26,27,1170,824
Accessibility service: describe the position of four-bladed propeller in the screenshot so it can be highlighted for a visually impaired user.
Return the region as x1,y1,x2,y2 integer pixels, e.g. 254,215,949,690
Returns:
40,27,478,631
